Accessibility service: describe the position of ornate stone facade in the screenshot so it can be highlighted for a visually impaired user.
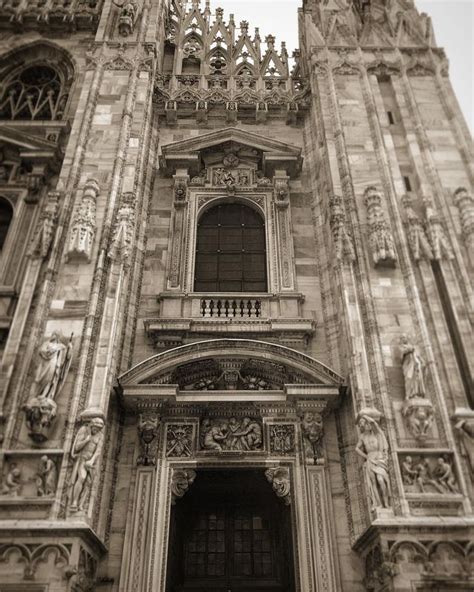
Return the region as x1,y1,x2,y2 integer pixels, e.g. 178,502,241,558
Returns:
0,1,472,591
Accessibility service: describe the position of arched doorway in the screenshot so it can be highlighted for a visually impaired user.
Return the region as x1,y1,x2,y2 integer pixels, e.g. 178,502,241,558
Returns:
166,469,296,592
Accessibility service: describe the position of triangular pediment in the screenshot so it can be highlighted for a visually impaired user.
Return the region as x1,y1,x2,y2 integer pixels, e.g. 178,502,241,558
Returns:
160,127,302,177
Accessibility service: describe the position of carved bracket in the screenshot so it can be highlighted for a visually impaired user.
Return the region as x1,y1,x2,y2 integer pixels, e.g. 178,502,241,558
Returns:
171,468,196,505
137,413,160,466
265,466,291,505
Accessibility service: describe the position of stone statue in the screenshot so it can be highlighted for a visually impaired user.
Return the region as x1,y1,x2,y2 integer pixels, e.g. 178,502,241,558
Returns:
265,467,291,505
68,416,105,512
36,455,57,497
23,332,73,443
399,335,426,400
301,411,324,462
454,417,474,476
355,408,391,510
117,0,138,36
1,463,22,497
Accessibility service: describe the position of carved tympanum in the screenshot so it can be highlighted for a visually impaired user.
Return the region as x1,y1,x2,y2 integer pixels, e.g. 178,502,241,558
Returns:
355,408,391,511
200,417,263,452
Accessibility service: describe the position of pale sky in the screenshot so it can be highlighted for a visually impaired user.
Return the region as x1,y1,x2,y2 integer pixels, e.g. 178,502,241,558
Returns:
212,0,473,132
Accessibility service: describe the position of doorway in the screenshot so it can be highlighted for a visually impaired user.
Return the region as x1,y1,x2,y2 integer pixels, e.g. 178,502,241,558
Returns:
166,469,296,592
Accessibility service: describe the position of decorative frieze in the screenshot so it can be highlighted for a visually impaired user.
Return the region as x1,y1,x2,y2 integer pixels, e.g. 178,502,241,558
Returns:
400,453,459,495
265,467,291,505
67,178,99,263
171,469,196,505
453,187,474,252
137,413,160,466
328,194,355,263
364,186,396,267
355,408,392,511
23,331,73,443
200,417,263,452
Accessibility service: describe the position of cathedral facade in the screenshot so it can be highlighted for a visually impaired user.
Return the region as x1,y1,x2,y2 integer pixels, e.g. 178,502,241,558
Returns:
0,0,473,590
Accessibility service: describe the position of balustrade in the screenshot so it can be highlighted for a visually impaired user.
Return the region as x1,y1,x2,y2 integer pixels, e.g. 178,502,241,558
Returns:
200,297,263,318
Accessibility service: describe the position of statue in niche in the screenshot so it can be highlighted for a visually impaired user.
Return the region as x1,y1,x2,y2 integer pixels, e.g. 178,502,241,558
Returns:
68,416,105,512
399,335,426,399
355,409,391,510
454,417,474,476
36,455,57,497
1,463,22,496
301,411,324,462
200,417,263,452
23,332,73,443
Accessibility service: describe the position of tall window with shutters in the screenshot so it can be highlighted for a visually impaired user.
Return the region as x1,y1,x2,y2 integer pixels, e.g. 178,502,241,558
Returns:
194,202,268,293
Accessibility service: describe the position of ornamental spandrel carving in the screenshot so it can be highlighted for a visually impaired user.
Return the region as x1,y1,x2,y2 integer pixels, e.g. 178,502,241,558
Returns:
364,186,396,267
399,335,435,441
355,408,392,511
23,332,73,443
137,413,160,466
200,417,263,452
269,424,295,455
67,413,105,513
400,454,459,495
265,467,291,505
166,424,194,458
67,178,99,262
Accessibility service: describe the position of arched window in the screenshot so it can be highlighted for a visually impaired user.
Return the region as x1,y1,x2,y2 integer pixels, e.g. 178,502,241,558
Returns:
0,63,68,121
0,197,13,250
195,203,267,292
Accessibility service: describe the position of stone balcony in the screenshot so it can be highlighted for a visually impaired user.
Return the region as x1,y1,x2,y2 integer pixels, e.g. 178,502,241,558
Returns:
144,292,316,350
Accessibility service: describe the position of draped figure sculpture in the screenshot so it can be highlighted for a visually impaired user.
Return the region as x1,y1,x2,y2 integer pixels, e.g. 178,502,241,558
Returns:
355,408,392,511
399,335,426,400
